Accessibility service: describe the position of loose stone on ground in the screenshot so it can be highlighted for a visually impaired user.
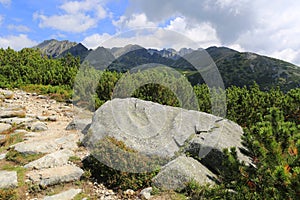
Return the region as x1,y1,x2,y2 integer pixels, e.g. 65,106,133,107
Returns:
0,170,18,189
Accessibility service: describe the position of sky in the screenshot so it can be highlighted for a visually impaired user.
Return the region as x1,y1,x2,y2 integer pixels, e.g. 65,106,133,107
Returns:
1,0,300,65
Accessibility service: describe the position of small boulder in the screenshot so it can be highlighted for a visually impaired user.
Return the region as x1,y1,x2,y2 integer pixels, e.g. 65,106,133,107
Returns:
43,188,82,200
66,118,91,134
152,156,216,190
48,116,57,122
0,89,14,99
140,187,152,200
30,122,48,132
37,116,48,121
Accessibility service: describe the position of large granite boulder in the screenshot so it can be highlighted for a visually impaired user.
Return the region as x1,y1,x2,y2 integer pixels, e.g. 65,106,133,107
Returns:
86,98,248,173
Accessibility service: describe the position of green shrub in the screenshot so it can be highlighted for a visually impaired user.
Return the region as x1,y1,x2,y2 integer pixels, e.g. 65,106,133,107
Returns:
82,136,162,190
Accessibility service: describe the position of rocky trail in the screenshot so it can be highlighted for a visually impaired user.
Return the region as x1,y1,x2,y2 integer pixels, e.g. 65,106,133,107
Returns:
0,89,149,200
0,88,251,200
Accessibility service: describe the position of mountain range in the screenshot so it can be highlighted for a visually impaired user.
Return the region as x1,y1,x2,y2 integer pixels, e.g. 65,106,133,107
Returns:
34,39,300,91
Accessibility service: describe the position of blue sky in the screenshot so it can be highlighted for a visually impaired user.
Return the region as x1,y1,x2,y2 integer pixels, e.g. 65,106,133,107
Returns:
1,0,300,65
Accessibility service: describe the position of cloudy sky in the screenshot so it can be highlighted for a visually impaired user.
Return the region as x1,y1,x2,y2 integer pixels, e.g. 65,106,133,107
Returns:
1,0,300,65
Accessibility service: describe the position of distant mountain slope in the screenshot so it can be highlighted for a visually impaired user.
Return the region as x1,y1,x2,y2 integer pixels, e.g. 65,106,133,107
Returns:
34,40,300,91
107,47,173,72
60,43,91,62
206,47,300,91
34,39,78,58
84,47,115,70
110,44,144,58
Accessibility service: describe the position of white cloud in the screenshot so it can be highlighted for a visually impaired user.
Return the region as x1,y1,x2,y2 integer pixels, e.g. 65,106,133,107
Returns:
0,0,10,6
227,44,245,52
34,0,107,33
165,17,221,48
231,0,300,65
35,12,97,33
270,49,300,65
7,24,31,32
59,0,107,19
127,0,255,43
50,33,67,40
113,13,157,30
0,34,38,50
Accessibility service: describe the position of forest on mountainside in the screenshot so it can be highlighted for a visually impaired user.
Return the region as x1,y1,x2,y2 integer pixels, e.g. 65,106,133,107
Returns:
0,47,299,199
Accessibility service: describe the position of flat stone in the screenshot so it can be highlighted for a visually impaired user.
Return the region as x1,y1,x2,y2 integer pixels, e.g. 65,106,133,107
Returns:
0,107,26,118
24,149,75,170
12,134,78,155
0,117,36,125
13,129,28,134
26,165,84,187
0,170,18,188
0,123,12,134
26,114,37,118
43,188,82,200
152,156,216,190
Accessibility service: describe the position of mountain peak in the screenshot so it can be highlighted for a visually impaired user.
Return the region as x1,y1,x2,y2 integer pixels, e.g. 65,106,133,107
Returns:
34,39,77,58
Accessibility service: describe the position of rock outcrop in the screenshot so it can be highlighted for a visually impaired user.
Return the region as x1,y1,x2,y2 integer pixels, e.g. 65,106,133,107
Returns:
87,98,250,189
